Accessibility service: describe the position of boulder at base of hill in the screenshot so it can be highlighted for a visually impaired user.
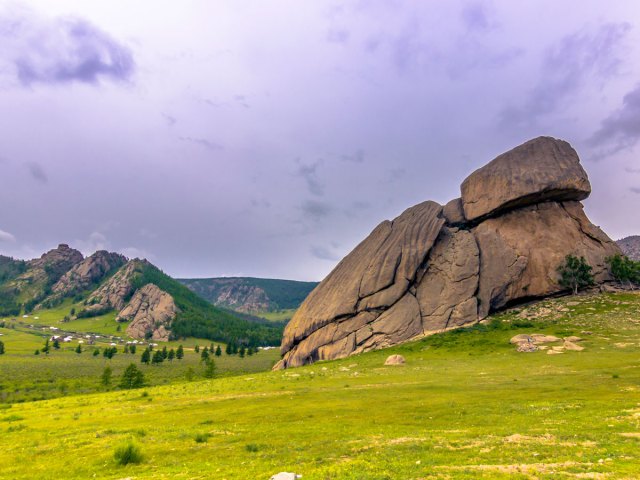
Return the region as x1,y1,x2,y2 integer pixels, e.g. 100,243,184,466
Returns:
384,354,406,365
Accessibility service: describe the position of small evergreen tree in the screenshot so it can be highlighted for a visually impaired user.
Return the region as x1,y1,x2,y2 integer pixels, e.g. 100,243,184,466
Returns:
70,307,76,316
120,363,145,389
231,343,238,355
53,339,60,350
34,349,40,355
558,255,594,295
161,346,168,359
200,348,210,362
130,344,137,355
0,340,5,355
168,348,175,361
215,345,222,357
247,345,254,356
151,350,164,365
101,366,112,387
239,345,245,358
42,338,50,354
194,344,200,353
176,345,184,360
141,348,151,365
75,343,82,354
93,348,100,357
225,343,232,355
203,358,216,378
124,344,130,354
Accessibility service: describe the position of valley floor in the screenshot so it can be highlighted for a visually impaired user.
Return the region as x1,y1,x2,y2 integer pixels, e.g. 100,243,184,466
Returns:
1,292,640,479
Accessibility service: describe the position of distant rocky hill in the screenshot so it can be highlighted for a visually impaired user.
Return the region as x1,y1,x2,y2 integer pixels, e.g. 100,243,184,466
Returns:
617,236,640,261
276,137,620,369
177,277,318,314
0,245,282,345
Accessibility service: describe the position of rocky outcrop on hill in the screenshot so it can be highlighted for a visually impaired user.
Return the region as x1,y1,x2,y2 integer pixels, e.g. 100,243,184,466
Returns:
37,250,127,308
118,283,177,341
276,136,620,369
617,236,640,261
81,259,147,315
9,244,83,301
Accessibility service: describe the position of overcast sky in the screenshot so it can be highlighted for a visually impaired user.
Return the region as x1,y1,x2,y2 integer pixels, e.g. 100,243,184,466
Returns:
1,1,639,281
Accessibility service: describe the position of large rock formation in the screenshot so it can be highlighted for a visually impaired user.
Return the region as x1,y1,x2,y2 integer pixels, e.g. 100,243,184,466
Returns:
81,259,148,315
37,250,127,308
276,137,620,369
118,283,177,341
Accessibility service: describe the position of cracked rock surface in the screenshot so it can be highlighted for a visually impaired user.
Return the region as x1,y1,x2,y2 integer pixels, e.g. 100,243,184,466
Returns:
275,136,620,369
119,283,177,341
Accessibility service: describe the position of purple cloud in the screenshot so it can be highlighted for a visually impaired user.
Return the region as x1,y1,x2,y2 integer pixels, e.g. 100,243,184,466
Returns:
1,10,134,86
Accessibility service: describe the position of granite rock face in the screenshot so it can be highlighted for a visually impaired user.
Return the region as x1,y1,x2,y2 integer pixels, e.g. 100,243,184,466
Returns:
276,136,619,369
119,283,177,341
82,259,148,315
38,251,127,307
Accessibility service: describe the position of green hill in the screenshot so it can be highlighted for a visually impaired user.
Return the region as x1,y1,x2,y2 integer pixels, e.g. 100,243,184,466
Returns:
177,276,318,314
1,291,640,478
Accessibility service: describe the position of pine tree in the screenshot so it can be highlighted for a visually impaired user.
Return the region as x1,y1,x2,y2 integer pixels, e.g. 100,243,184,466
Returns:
101,366,112,387
215,345,222,357
42,338,50,354
176,345,184,360
239,345,245,358
141,348,151,365
247,346,254,356
34,349,40,355
75,343,82,354
201,348,210,362
130,344,137,354
120,363,145,389
162,346,168,359
168,348,175,361
194,344,200,353
203,358,216,378
231,343,238,355
152,350,164,365
53,339,60,350
93,348,100,357
0,340,5,355
225,343,232,355
124,344,130,354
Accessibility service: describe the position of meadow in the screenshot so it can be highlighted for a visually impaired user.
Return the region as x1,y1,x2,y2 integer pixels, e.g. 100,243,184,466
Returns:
1,292,639,479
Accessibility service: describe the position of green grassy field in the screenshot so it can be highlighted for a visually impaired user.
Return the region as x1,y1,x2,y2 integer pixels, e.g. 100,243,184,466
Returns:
1,292,640,478
258,308,297,322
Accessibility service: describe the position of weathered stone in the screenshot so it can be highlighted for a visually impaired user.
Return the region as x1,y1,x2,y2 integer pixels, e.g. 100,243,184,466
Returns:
516,342,538,352
416,227,479,331
443,198,466,226
460,137,591,221
473,202,619,318
384,354,406,365
530,334,561,343
279,201,444,367
563,340,584,351
510,334,533,344
564,336,583,342
82,259,148,314
120,284,177,341
38,251,127,308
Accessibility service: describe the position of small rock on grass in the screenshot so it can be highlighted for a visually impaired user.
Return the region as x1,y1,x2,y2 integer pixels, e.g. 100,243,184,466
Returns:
563,341,584,351
384,354,405,365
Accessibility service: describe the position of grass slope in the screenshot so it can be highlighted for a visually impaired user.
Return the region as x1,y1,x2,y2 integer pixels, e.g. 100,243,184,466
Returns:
1,292,640,478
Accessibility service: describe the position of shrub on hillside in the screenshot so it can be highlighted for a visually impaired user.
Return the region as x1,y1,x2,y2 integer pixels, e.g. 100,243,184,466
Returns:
114,441,143,466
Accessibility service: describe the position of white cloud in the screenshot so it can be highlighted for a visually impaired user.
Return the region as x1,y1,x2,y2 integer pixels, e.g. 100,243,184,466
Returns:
0,229,16,243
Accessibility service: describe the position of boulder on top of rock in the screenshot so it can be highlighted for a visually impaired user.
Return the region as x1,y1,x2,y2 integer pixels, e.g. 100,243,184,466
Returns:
510,334,533,344
384,354,406,365
460,137,591,222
